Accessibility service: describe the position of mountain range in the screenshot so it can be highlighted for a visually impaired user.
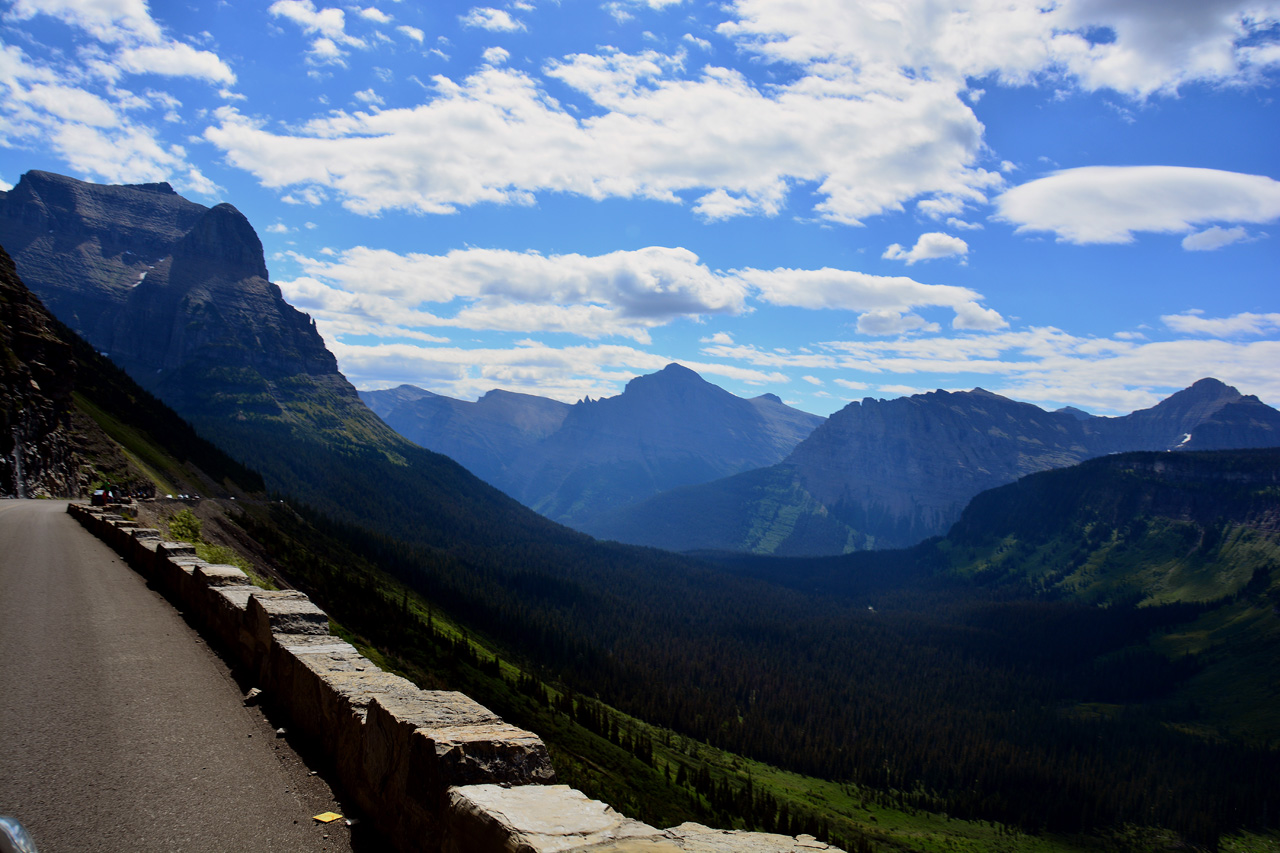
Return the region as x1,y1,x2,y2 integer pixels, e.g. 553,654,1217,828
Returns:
587,378,1280,555
362,364,824,529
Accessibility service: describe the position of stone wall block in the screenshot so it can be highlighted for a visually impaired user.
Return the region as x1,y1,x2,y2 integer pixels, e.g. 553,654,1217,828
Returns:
191,563,250,629
205,584,258,668
663,823,842,852
246,589,330,670
320,670,422,800
126,529,162,576
442,784,673,853
155,541,200,600
261,634,367,739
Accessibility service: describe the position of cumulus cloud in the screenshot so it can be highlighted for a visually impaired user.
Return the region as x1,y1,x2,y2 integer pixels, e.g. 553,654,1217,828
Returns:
206,53,999,222
995,166,1280,244
116,43,236,84
856,311,940,336
397,25,424,42
280,244,749,344
336,339,785,403
269,0,365,62
719,0,1280,97
882,232,969,265
704,326,1280,413
0,43,219,193
732,266,1003,332
1163,311,1280,337
6,0,164,44
460,7,526,32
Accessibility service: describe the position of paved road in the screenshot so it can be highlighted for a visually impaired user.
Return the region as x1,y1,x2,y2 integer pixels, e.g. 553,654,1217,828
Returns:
0,500,358,852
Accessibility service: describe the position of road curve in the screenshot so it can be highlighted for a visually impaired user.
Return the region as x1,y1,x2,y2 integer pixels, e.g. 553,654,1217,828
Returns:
0,500,355,853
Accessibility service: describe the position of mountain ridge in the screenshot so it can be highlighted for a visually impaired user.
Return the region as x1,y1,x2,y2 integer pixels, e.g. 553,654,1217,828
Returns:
590,378,1280,555
364,362,824,530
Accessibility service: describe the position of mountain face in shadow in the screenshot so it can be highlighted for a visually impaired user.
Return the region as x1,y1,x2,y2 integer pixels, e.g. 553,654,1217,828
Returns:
367,364,823,530
590,380,1280,556
0,170,583,558
360,385,572,492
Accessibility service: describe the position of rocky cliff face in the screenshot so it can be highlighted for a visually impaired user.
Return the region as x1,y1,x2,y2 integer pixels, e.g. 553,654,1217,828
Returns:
787,388,1092,549
0,246,79,497
0,171,384,458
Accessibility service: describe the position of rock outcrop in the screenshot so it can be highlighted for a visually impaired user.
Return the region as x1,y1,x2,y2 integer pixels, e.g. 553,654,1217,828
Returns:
0,246,78,497
0,171,342,426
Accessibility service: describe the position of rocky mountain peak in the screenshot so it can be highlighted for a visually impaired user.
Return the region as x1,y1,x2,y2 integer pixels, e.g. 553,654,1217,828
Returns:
174,202,268,281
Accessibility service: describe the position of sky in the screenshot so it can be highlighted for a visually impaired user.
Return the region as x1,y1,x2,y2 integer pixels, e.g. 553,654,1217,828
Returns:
1,0,1278,417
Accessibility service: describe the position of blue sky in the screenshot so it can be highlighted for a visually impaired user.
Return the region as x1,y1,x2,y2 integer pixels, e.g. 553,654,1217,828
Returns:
1,0,1278,416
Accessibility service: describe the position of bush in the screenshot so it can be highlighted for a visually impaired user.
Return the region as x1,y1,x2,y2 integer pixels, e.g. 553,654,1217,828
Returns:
169,508,203,543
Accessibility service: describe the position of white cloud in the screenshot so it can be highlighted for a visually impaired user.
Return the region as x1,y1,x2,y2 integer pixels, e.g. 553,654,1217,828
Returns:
280,244,749,344
705,327,1280,413
270,0,350,39
482,46,510,65
719,0,1280,97
460,7,526,32
354,88,384,105
116,43,236,84
206,54,999,223
0,43,218,193
269,0,365,62
996,166,1280,244
397,25,424,42
952,301,1008,331
7,0,163,44
359,7,391,23
732,266,1003,332
856,311,939,336
1181,225,1252,251
683,33,711,51
335,339,785,403
802,375,823,385
882,232,969,265
1163,311,1280,337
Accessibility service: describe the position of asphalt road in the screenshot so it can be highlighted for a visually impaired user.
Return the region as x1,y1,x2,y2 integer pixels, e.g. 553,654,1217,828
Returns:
0,500,359,853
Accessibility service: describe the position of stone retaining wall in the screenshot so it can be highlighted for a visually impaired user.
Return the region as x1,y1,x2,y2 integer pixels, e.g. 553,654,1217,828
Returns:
68,503,843,853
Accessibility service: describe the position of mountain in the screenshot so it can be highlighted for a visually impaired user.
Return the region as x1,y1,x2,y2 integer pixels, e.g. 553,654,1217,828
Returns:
591,380,1280,555
363,364,824,531
0,242,263,499
0,170,590,560
507,364,824,528
360,385,571,489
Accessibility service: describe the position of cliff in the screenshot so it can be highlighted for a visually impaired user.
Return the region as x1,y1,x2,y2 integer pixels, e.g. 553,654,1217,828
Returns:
0,245,78,497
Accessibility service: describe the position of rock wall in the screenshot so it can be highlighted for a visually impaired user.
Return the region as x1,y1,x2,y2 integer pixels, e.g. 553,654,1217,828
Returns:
67,503,842,853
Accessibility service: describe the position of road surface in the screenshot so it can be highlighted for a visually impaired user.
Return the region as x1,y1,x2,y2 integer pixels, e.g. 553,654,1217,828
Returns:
0,500,359,852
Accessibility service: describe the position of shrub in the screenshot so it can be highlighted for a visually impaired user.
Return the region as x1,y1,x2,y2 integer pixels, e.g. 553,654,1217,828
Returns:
169,508,203,543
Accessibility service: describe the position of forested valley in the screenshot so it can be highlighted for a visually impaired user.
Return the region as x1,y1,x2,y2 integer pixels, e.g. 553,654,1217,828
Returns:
225,448,1280,850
